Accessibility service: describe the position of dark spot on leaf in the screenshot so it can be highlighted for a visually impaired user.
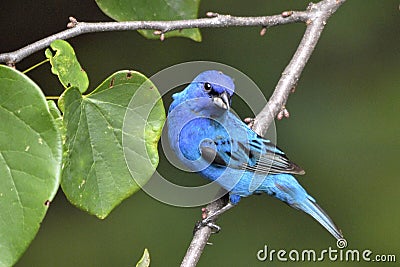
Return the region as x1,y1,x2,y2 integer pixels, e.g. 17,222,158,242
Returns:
149,86,154,90
110,77,115,88
67,83,71,87
44,200,51,207
126,72,132,79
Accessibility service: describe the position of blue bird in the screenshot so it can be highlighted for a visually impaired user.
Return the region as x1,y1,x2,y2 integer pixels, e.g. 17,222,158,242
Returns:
167,70,343,240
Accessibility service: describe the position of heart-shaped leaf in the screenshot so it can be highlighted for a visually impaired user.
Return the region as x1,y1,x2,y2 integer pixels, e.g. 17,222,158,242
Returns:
45,39,89,93
0,65,62,266
95,0,201,42
61,71,165,219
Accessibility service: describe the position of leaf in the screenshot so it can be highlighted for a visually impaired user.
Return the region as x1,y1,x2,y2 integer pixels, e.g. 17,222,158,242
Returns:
61,71,165,219
48,100,67,156
0,65,62,267
47,100,62,121
95,0,201,42
136,248,150,267
47,100,63,132
45,39,89,93
57,90,67,113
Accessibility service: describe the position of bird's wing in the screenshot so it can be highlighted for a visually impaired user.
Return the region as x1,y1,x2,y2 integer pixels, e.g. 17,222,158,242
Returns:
200,136,305,176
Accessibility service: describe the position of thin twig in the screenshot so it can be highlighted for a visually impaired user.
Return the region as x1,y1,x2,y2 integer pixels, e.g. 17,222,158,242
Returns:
180,0,346,266
0,13,309,65
252,0,347,136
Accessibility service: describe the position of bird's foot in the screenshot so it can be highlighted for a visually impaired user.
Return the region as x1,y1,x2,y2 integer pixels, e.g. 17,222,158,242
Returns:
193,218,221,234
193,207,222,234
205,221,221,233
193,201,234,235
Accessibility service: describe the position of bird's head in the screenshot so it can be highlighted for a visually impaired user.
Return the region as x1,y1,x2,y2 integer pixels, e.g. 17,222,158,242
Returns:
191,70,235,110
170,70,235,115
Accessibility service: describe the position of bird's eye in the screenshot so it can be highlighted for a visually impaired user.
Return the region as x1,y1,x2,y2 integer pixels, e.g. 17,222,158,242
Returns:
204,82,212,92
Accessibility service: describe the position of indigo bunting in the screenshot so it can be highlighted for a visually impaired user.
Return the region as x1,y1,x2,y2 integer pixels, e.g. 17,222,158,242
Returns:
167,70,343,240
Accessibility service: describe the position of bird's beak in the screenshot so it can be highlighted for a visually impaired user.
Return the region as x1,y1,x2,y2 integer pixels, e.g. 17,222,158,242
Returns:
212,91,231,110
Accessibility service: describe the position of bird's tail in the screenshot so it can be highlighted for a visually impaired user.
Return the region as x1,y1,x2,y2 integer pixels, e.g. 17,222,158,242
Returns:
296,195,343,241
263,174,343,241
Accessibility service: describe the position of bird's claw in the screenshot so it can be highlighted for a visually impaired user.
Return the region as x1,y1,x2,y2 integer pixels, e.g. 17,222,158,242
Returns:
205,221,221,233
193,221,202,235
193,218,221,235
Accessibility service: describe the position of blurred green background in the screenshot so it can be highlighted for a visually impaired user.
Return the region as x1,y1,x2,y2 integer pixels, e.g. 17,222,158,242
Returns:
1,0,399,266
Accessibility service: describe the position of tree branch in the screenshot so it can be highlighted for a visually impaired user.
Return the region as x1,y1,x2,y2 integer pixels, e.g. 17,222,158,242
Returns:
180,197,226,267
252,0,346,136
181,0,346,266
0,12,309,65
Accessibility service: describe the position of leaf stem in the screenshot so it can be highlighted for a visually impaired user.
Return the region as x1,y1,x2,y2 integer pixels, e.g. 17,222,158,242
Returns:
22,59,50,74
46,96,60,100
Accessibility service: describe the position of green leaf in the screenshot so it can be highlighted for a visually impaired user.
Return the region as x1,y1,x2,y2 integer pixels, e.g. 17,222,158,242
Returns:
48,100,67,156
57,90,67,113
136,248,150,267
0,65,62,266
95,0,201,42
47,100,62,121
45,40,89,93
61,71,165,219
47,100,63,132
